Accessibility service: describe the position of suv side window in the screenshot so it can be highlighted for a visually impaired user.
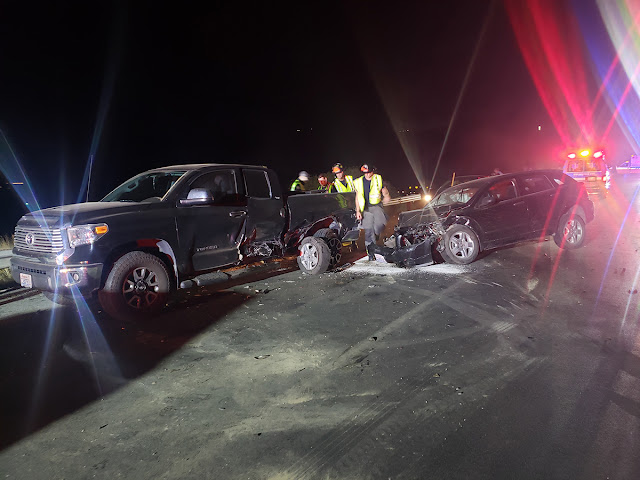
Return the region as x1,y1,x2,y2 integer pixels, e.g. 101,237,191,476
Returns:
190,169,238,204
488,178,517,202
519,174,554,195
243,169,272,198
476,178,517,208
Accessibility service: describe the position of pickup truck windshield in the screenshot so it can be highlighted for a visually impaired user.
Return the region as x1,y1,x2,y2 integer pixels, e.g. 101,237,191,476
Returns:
101,171,186,202
431,186,480,207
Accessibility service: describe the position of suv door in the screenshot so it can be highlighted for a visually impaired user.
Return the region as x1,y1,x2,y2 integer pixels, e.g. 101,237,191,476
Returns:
176,168,247,272
516,173,557,236
473,177,530,247
242,168,286,248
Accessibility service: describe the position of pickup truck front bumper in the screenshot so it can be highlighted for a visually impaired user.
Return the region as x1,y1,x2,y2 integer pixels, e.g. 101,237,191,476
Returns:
10,254,103,294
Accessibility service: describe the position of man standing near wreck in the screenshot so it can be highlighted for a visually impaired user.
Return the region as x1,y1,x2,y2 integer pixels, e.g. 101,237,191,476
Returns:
353,164,391,261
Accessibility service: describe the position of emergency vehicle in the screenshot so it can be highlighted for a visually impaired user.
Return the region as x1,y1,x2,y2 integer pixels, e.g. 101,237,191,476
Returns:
562,149,610,195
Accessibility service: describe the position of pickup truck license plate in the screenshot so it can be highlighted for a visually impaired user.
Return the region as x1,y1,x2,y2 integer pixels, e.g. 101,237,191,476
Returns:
19,273,32,289
587,176,597,181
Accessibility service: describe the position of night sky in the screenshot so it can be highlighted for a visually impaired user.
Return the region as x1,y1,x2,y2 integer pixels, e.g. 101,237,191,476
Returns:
0,0,624,223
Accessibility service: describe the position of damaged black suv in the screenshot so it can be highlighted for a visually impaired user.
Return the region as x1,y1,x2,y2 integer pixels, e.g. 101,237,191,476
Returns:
378,170,594,266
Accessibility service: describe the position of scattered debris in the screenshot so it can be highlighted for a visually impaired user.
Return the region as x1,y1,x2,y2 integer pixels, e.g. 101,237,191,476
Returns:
99,424,108,429
628,289,638,295
433,373,441,378
446,323,455,328
254,355,271,359
333,262,352,273
371,336,378,341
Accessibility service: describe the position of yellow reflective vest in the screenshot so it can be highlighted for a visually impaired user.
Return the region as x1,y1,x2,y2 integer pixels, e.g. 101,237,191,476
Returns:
353,174,383,212
330,175,355,193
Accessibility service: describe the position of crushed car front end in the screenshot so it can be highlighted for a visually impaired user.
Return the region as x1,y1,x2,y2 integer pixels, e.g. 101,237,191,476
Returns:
369,209,446,267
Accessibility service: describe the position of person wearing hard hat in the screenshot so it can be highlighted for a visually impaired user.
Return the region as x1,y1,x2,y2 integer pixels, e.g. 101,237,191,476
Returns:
317,174,329,192
353,164,391,261
328,163,355,193
290,171,310,192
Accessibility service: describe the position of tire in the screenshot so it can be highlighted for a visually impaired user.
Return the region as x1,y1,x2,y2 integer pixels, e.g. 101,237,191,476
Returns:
314,228,342,268
98,251,171,320
297,236,331,274
554,213,586,249
443,225,480,264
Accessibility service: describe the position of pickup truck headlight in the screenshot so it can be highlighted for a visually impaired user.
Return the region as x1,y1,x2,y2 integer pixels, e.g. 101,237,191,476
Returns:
67,224,109,248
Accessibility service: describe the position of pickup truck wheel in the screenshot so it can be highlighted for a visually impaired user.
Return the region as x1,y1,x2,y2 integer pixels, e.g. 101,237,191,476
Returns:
554,213,586,249
98,252,171,320
443,225,479,264
314,228,342,268
297,237,331,274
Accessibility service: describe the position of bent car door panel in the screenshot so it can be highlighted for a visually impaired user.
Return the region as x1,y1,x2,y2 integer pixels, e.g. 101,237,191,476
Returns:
473,178,530,248
176,169,247,272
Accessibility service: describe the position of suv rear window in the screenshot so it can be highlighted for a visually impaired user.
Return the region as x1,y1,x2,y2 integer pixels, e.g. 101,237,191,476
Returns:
520,174,553,194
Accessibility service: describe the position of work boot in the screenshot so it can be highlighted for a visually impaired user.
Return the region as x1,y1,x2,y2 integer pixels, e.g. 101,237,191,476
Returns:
366,244,376,261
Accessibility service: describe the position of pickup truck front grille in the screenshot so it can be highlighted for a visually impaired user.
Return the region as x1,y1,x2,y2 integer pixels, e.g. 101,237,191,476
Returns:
14,226,64,254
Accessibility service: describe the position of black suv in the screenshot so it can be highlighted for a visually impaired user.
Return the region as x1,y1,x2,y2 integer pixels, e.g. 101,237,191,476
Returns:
382,170,594,266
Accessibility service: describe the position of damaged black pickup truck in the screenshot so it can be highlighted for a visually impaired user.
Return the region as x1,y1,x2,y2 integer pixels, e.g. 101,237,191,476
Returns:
10,164,358,319
373,169,594,266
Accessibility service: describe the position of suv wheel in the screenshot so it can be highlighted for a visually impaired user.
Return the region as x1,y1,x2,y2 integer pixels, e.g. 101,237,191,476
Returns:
443,225,480,264
554,213,586,249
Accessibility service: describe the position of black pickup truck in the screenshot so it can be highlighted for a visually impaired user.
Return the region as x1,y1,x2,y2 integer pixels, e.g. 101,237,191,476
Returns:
10,164,358,319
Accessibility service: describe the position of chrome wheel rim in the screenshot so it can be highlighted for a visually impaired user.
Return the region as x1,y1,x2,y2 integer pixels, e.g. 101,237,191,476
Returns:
122,267,161,309
300,243,319,270
449,231,475,259
563,219,583,245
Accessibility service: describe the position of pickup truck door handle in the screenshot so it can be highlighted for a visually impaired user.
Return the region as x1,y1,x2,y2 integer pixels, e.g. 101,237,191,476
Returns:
229,210,247,218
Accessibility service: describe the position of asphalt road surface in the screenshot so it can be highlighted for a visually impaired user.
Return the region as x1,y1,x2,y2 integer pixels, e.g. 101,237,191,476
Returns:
1,176,640,479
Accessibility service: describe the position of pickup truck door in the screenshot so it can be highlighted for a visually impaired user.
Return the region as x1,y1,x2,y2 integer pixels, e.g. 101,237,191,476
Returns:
241,168,286,245
176,169,247,272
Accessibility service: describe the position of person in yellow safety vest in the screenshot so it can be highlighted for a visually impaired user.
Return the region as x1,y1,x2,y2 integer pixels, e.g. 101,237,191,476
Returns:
329,163,355,192
290,171,310,192
317,174,330,192
353,164,391,261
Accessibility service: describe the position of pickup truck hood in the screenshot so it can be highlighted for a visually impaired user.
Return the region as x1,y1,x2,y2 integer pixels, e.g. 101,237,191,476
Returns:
17,201,155,229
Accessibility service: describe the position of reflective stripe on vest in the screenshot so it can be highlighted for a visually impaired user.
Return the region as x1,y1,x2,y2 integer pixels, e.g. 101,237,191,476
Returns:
332,175,355,193
290,179,305,191
354,174,383,212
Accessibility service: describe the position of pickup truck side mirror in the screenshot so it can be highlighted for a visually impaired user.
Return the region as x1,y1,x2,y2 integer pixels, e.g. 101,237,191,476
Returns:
179,188,215,206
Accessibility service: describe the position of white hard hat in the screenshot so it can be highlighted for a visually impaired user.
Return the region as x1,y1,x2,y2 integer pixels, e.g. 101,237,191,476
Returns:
299,171,310,181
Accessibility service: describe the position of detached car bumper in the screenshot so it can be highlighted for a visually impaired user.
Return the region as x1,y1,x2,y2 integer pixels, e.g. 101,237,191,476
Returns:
369,239,435,268
10,254,103,294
